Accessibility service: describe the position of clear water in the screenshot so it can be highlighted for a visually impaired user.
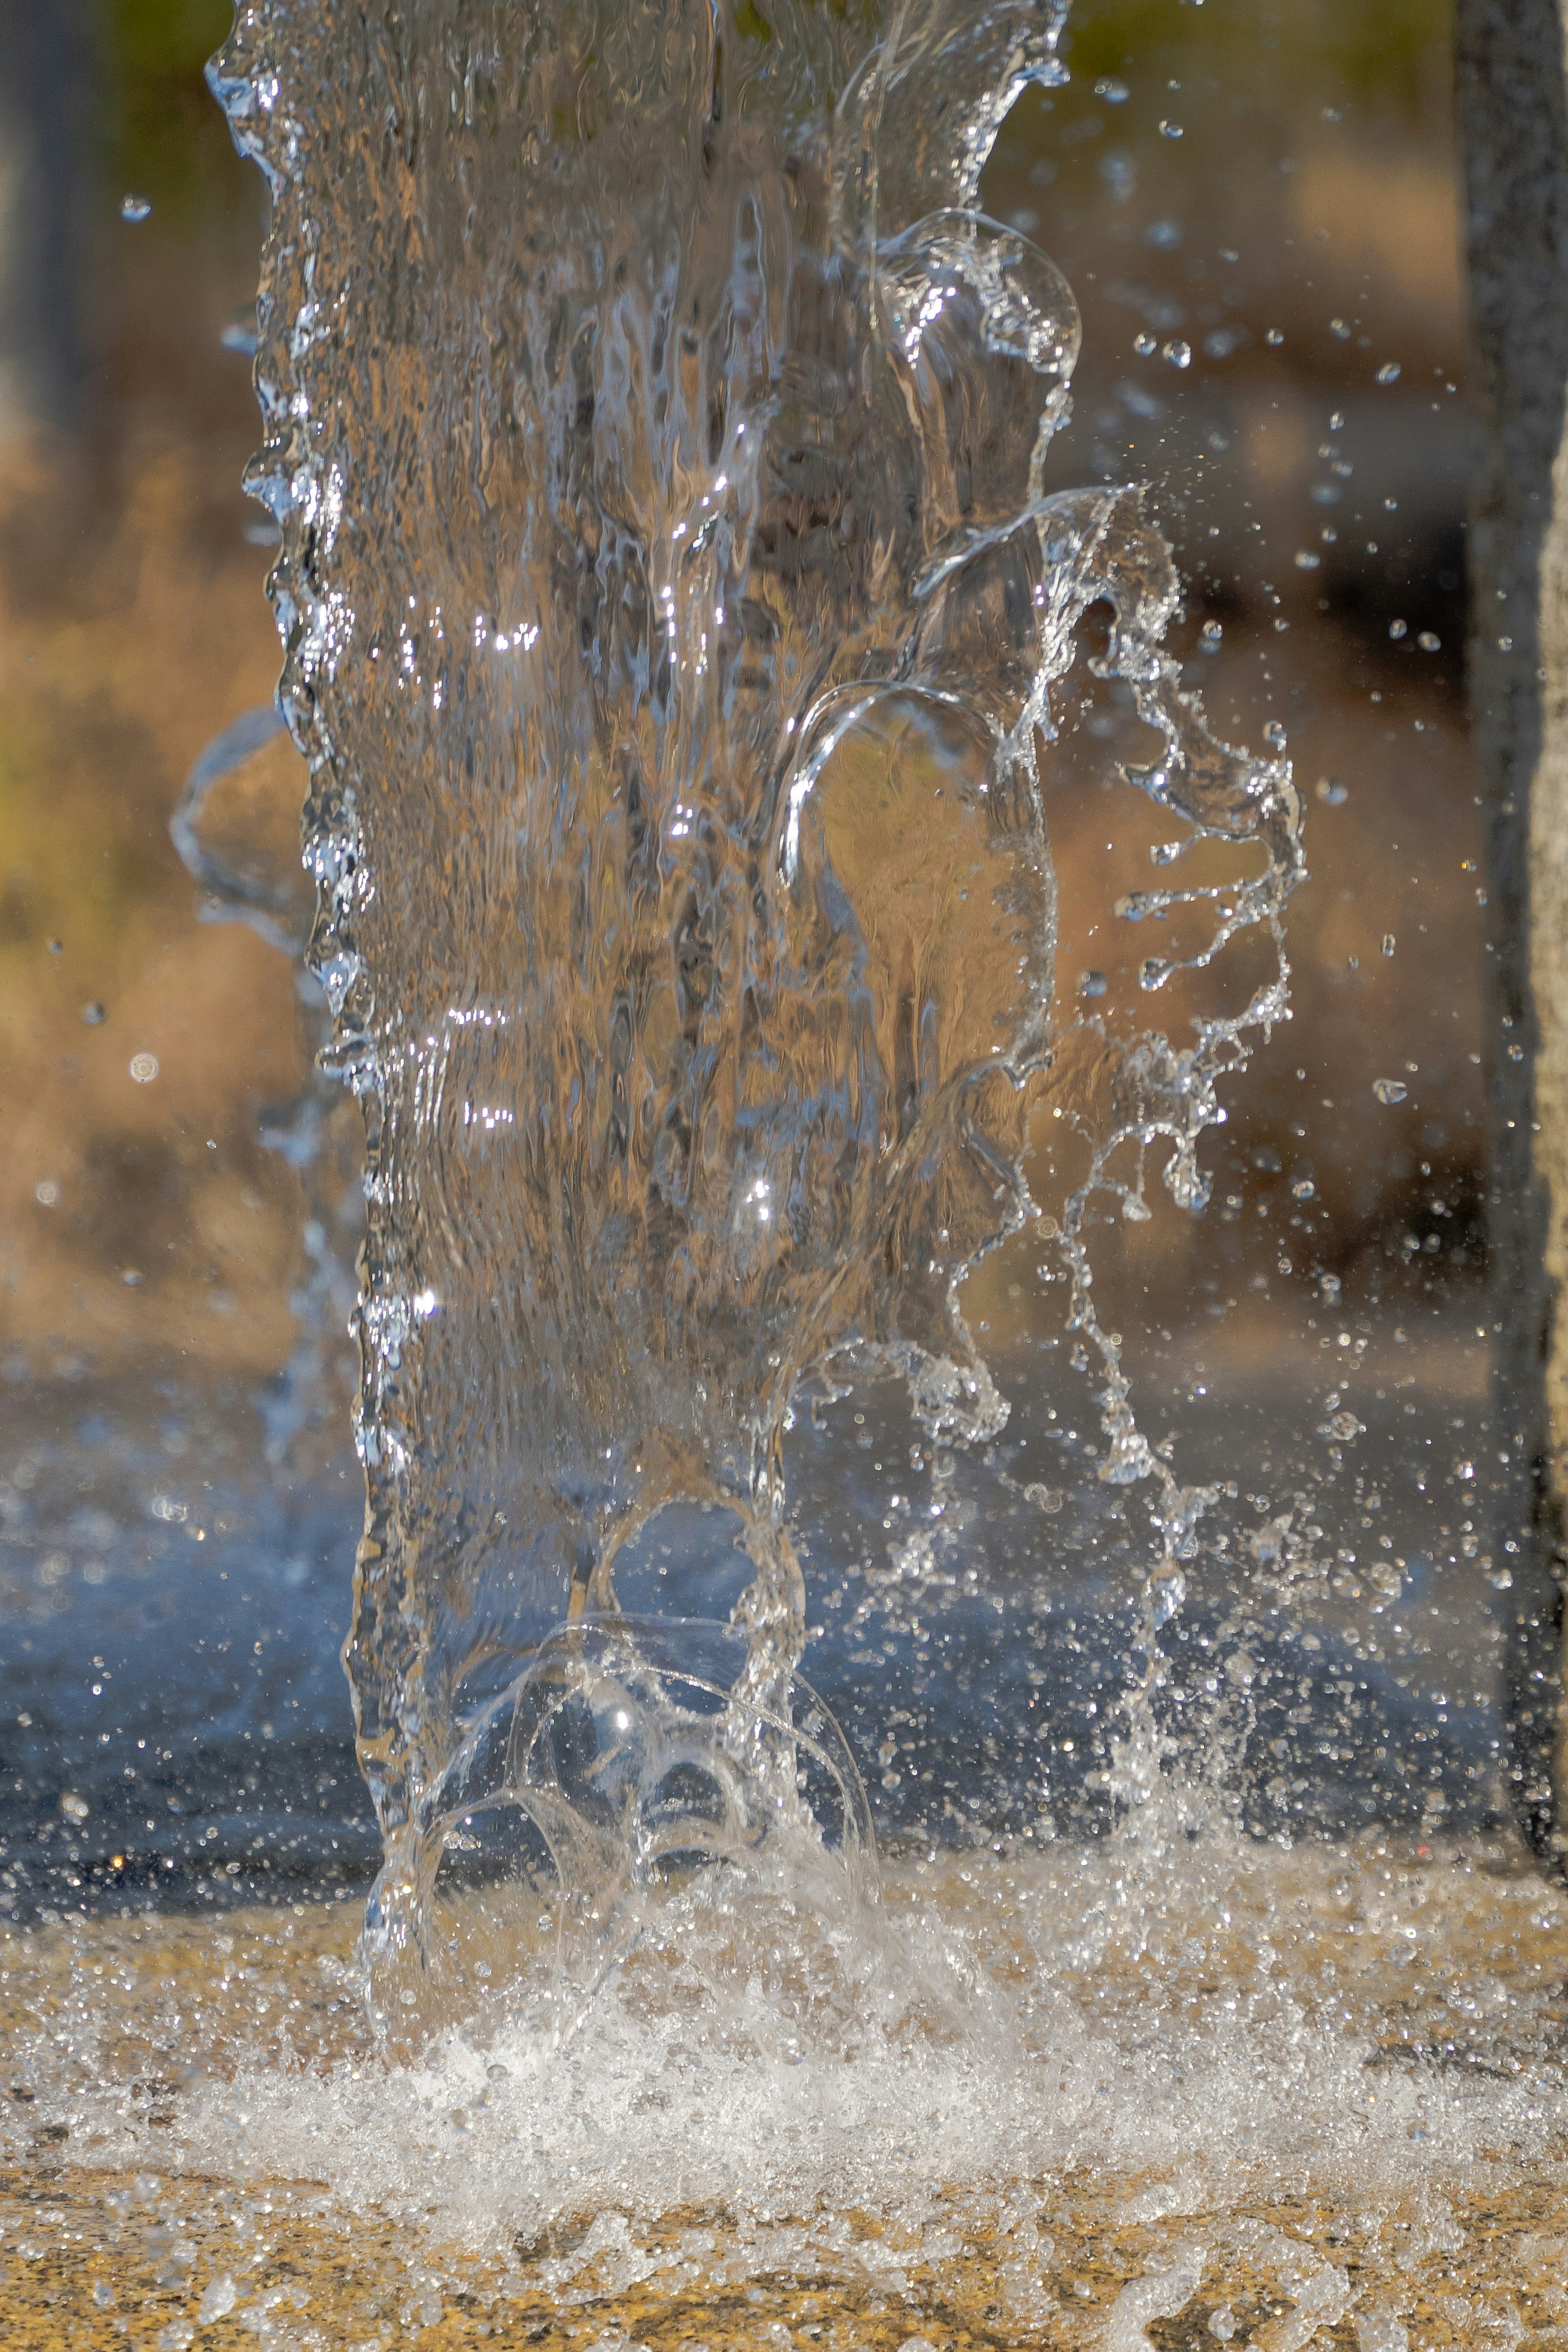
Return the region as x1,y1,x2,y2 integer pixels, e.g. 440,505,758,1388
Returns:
207,0,1308,2013
3,0,1551,2337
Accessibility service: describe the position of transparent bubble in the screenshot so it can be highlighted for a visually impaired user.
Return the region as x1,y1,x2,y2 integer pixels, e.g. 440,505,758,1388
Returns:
119,193,152,223
1373,1078,1408,1106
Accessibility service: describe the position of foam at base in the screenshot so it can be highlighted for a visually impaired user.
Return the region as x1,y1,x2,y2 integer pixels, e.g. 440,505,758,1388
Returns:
4,1841,1565,2335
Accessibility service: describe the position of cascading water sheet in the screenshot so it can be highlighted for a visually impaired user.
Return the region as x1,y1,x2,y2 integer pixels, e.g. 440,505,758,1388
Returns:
8,2,1568,2338
210,0,1302,2026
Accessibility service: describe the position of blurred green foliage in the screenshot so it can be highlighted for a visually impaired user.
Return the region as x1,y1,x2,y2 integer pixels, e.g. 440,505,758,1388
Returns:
1059,0,1452,119
101,0,238,223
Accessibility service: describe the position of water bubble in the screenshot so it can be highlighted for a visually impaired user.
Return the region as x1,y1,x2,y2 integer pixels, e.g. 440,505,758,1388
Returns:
1158,118,1184,139
1294,550,1321,570
1373,1078,1408,1106
1316,776,1348,805
60,1791,89,1822
1265,327,1285,346
1200,620,1223,650
1498,634,1514,653
1291,1178,1316,1200
119,194,152,223
1388,619,1408,640
34,1179,60,1207
1080,970,1108,998
123,1270,144,1287
1382,934,1395,957
80,1001,106,1026
1330,317,1352,340
1094,78,1130,103
1145,219,1183,248
1375,361,1402,384
1163,339,1192,369
1418,630,1441,652
1264,720,1287,748
1134,332,1158,357
128,1052,160,1084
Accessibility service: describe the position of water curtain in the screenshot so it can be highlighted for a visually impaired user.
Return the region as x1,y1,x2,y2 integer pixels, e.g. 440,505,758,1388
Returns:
211,0,1302,2029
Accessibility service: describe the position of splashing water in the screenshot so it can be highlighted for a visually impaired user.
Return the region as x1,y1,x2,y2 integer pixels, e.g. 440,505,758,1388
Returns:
209,0,1302,2029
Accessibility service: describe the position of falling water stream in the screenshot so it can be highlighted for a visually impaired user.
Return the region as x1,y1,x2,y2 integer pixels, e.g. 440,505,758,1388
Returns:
3,1,1566,2343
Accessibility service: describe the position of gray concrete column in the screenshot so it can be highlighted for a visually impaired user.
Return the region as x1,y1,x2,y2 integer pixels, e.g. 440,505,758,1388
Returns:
1457,0,1568,1857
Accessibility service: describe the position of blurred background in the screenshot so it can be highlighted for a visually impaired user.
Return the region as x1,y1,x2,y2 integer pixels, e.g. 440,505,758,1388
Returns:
0,0,1494,1915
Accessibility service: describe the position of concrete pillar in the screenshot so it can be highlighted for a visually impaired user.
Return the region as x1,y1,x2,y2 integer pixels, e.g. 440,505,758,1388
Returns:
1457,0,1568,1858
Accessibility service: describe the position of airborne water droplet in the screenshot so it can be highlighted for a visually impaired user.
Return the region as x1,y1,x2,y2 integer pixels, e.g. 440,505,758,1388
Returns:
1373,1078,1408,1105
120,194,152,223
1375,360,1402,384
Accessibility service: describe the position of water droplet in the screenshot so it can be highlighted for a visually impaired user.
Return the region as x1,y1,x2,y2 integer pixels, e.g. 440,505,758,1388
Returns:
1079,970,1108,998
1330,317,1351,340
128,1052,160,1084
80,1001,106,1026
1294,550,1321,570
1134,332,1157,357
1200,620,1223,650
1418,630,1441,652
1264,720,1287,749
1373,1078,1408,1106
1291,1178,1316,1200
120,194,152,224
1163,339,1192,369
1094,77,1130,103
1375,361,1402,384
1315,776,1348,805
1498,634,1514,653
1145,219,1183,249
123,1270,144,1288
1158,118,1183,139
1382,934,1395,957
34,1180,60,1208
1388,618,1408,640
1265,327,1285,347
